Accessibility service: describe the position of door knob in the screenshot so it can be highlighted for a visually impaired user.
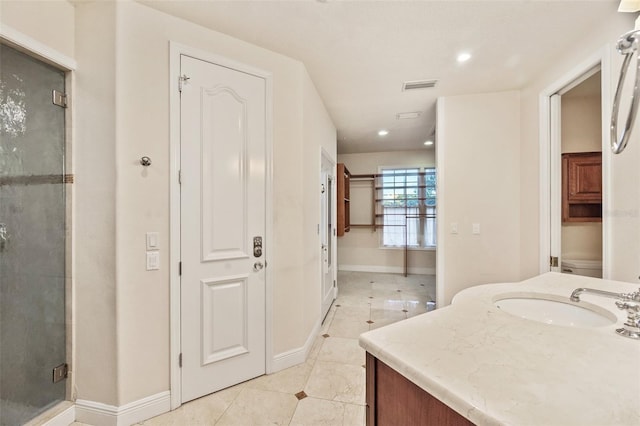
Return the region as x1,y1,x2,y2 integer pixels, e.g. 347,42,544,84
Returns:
253,262,264,272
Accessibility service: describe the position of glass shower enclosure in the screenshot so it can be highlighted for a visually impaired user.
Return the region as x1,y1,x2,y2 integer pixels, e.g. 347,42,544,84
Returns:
0,44,68,425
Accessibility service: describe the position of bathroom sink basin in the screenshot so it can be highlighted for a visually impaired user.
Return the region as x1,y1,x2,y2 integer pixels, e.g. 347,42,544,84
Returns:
494,294,616,328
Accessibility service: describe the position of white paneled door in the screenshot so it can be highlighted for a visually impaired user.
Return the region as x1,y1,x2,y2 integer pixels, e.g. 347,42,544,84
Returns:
320,154,336,321
180,55,266,403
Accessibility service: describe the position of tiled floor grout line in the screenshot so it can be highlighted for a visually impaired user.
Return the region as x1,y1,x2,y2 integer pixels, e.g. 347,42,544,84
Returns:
290,300,356,426
213,391,237,425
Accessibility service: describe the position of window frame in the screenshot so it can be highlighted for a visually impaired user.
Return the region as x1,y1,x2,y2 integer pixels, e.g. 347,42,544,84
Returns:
377,165,437,251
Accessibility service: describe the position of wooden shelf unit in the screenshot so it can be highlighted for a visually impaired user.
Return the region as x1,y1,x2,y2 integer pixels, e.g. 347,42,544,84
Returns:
562,152,602,223
347,170,436,276
337,163,351,236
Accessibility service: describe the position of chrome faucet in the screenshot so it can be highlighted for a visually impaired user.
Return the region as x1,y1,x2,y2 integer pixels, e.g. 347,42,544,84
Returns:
570,287,640,340
570,287,640,303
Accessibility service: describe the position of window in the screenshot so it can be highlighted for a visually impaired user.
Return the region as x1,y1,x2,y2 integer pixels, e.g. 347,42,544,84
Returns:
380,167,436,249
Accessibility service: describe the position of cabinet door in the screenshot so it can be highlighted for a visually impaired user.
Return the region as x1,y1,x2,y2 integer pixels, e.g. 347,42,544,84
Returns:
567,153,601,203
366,353,474,426
562,152,602,223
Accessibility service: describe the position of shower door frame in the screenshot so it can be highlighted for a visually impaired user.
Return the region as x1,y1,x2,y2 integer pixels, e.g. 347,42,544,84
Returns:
0,25,77,423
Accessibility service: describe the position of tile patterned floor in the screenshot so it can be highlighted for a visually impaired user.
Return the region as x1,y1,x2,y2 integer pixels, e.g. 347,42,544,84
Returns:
74,271,435,426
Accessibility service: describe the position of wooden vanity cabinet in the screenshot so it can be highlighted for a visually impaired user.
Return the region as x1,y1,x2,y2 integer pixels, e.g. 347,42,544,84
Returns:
562,152,602,223
366,353,474,426
337,163,351,236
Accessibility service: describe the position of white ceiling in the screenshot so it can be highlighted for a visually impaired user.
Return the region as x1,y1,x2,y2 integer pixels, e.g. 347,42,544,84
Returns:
139,0,623,154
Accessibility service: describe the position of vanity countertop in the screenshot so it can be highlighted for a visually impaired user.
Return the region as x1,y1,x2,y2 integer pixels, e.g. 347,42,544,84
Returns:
359,272,640,426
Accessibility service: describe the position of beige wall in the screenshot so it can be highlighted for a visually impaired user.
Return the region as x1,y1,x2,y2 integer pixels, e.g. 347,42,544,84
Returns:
561,223,602,261
337,150,436,274
3,0,336,408
561,91,602,154
437,91,521,305
560,90,603,261
112,1,336,404
74,2,120,406
302,71,338,340
519,12,639,283
0,0,75,59
608,94,640,283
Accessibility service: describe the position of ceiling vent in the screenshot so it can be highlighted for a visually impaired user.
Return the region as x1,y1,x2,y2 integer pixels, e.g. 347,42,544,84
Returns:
402,79,438,91
396,111,422,120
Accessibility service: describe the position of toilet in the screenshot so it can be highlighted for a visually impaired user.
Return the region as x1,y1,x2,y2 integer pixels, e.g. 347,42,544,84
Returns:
561,258,603,278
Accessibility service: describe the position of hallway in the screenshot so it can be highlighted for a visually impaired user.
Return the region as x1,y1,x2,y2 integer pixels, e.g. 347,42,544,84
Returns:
81,271,434,426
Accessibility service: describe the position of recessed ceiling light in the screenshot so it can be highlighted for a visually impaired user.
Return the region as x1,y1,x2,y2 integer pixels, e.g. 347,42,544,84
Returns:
378,130,389,136
424,140,434,146
457,52,472,63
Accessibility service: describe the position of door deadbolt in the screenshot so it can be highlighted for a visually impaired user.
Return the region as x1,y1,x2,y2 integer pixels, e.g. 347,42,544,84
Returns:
253,236,263,258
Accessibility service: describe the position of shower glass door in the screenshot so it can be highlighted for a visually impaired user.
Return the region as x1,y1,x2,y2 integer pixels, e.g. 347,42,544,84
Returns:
0,44,67,425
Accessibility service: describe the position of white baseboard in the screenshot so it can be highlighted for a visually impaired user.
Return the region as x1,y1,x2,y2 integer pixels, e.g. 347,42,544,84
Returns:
338,264,436,275
271,319,321,373
76,391,170,426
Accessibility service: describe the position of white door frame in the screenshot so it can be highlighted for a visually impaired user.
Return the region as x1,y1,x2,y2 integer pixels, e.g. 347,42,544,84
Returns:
435,97,446,309
320,148,337,317
549,93,562,272
538,45,612,277
169,42,274,410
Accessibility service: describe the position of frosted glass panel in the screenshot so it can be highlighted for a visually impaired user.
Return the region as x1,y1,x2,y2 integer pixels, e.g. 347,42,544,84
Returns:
0,44,67,425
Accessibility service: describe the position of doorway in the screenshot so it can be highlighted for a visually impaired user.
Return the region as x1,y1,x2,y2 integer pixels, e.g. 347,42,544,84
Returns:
540,48,611,277
320,150,336,321
550,70,604,277
170,45,273,407
0,44,68,425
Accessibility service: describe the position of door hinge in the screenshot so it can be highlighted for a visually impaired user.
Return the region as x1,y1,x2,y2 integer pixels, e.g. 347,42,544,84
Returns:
52,90,67,108
52,363,68,383
178,353,182,368
178,261,182,276
550,256,559,268
178,170,182,185
178,74,190,92
333,279,336,288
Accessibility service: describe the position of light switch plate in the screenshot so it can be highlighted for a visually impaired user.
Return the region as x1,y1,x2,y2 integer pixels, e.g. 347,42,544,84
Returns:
451,223,458,234
146,251,160,271
146,232,159,250
472,223,480,235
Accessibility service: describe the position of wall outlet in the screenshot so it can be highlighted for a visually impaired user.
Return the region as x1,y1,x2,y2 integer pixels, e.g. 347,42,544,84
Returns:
146,251,160,271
